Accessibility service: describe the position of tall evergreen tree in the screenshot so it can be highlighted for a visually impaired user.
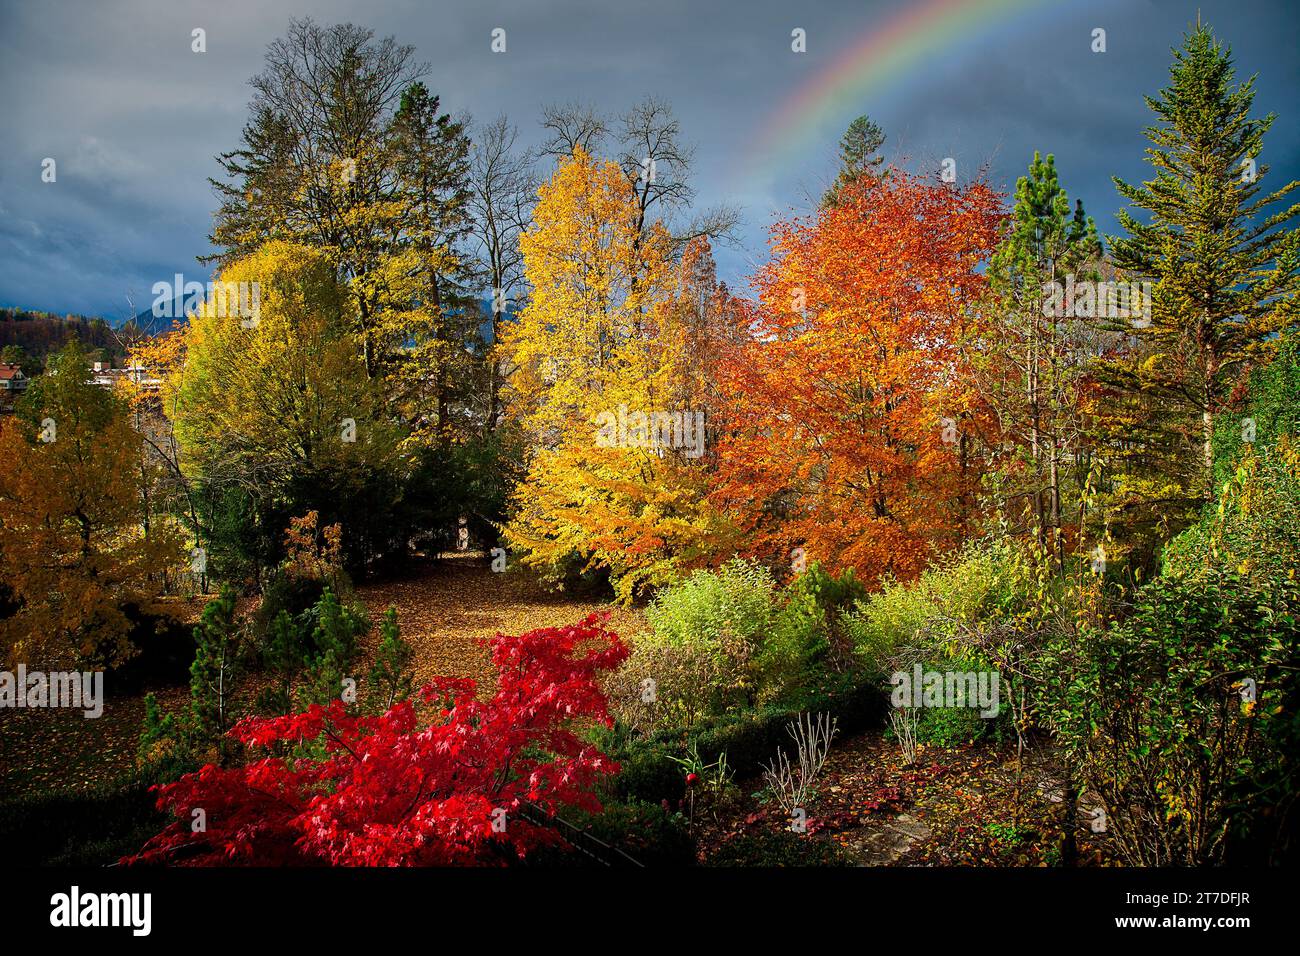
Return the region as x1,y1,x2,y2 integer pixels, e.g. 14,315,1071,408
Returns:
823,115,886,207
207,19,474,394
1105,21,1300,529
389,81,476,443
981,152,1101,568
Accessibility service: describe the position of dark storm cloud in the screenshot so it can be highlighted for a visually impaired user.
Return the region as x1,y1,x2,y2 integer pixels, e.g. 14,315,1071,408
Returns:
1,0,1297,319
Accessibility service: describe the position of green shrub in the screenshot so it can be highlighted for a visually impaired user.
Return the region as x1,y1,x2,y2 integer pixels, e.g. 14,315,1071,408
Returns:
253,570,328,645
607,673,885,805
843,539,1042,664
843,539,1065,745
1212,326,1300,487
524,800,695,867
693,707,793,773
634,559,869,722
1164,441,1300,589
758,582,829,705
644,558,776,654
136,692,197,786
609,737,689,804
606,638,734,733
914,697,991,747
1047,566,1300,866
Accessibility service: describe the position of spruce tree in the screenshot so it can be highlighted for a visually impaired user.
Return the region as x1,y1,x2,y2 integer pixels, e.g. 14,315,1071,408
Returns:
365,608,414,712
1106,20,1300,523
188,588,243,747
390,81,477,442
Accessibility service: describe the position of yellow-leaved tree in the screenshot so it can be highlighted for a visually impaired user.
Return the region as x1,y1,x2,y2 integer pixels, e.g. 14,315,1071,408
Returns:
0,345,185,666
500,148,730,600
166,241,405,573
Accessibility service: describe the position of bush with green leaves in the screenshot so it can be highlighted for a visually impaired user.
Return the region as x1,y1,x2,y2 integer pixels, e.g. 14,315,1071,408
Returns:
604,638,733,732
523,799,695,867
1164,439,1300,589
842,538,1064,747
644,558,776,653
1046,566,1299,866
628,559,866,726
756,564,866,705
603,673,884,807
705,830,850,867
843,539,1045,664
1212,326,1300,487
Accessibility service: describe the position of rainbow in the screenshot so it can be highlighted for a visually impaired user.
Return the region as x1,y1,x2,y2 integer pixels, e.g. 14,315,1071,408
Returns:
744,0,1070,184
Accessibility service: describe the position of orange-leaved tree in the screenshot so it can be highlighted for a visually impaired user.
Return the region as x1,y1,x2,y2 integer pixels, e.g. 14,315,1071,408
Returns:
713,171,1004,581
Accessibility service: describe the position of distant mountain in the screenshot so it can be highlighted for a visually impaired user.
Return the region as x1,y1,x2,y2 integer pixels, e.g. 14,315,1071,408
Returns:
130,297,191,335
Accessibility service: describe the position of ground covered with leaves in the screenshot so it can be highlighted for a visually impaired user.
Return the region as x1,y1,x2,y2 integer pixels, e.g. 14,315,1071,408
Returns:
696,733,1118,867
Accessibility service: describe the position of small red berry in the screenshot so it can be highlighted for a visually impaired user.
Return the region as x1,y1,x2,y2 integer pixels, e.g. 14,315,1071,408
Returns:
686,772,699,785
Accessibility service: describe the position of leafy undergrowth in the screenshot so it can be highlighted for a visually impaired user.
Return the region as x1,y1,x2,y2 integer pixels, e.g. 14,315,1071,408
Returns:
695,732,1120,866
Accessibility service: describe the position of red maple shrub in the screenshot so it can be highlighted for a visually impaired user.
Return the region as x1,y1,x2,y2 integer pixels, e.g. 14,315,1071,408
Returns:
128,614,629,866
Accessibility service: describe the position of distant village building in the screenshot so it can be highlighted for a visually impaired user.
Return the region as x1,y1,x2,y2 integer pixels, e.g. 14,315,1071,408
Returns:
0,363,29,411
88,361,162,391
0,363,28,393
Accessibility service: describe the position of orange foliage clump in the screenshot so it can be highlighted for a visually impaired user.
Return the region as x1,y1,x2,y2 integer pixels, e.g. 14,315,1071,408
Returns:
713,171,1004,582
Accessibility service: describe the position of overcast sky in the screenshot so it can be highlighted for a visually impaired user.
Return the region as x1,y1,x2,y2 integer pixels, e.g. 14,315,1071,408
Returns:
1,0,1297,321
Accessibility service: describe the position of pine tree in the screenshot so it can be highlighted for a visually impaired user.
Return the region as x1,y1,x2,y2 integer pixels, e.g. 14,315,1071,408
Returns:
188,589,243,747
982,152,1102,568
1106,20,1300,525
297,588,368,708
254,610,305,716
823,115,886,207
389,82,477,443
366,608,414,712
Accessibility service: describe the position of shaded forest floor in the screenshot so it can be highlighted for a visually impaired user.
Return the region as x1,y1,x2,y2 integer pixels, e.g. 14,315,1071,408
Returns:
352,551,645,696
